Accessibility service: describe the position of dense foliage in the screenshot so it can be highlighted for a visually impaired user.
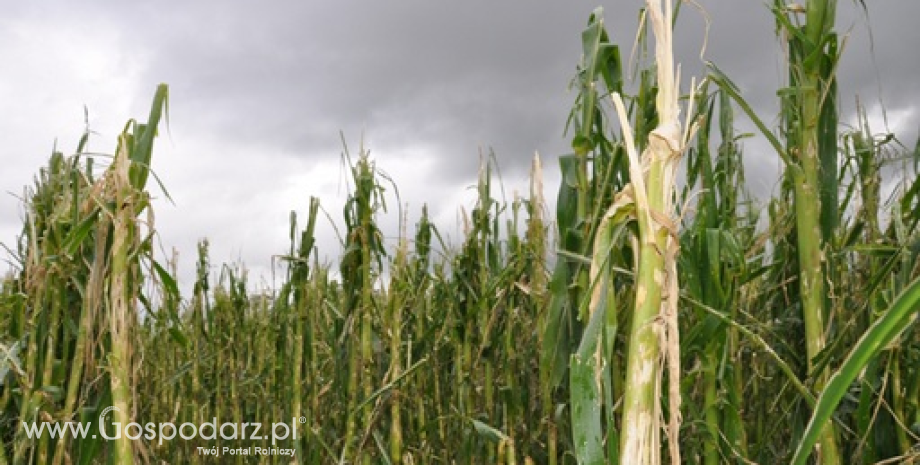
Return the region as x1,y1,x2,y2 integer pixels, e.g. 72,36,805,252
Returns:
2,1,918,463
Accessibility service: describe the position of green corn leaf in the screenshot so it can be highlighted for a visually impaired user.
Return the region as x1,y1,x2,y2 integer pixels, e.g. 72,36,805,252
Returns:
152,260,180,303
128,83,168,189
817,34,839,243
791,275,920,465
570,285,610,465
707,62,794,169
62,208,99,257
570,353,604,464
541,262,572,389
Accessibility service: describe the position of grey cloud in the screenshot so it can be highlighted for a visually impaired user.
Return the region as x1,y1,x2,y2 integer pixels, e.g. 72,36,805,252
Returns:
3,1,918,283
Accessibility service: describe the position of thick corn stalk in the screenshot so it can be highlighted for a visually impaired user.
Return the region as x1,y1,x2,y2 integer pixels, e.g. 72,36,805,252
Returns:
106,136,138,465
613,1,696,463
778,1,842,462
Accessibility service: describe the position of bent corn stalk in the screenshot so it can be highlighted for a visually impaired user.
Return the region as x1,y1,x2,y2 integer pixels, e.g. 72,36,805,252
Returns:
106,84,168,465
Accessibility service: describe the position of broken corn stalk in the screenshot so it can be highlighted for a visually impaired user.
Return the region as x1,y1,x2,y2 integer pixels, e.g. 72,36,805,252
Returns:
612,1,698,463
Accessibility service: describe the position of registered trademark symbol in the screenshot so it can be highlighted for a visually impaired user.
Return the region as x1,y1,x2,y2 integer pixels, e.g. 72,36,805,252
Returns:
299,417,306,424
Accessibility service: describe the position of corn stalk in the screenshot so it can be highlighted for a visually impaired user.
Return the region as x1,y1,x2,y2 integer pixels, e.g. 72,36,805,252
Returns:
763,1,844,462
611,1,697,463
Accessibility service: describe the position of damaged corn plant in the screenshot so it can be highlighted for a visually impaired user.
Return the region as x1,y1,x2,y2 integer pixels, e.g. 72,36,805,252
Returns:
556,1,700,463
0,85,169,465
2,1,920,464
552,0,919,464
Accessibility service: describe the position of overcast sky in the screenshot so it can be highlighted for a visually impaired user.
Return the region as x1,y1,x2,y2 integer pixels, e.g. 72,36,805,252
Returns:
2,1,917,290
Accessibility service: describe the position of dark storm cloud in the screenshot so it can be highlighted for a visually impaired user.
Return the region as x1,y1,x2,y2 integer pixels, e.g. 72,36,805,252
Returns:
3,0,918,284
106,0,601,172
50,0,916,179
6,0,918,179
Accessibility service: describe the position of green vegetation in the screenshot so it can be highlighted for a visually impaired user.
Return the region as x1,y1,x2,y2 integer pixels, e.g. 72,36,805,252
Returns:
1,1,918,463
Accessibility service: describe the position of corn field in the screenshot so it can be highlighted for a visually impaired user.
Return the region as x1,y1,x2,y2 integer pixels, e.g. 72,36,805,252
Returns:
2,1,919,464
